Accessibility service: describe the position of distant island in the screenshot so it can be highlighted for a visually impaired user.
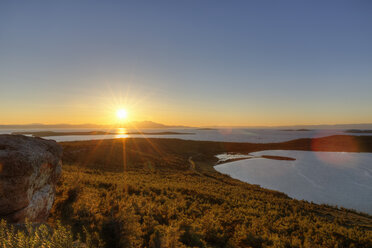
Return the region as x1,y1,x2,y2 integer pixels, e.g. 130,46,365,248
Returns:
0,120,190,129
261,155,296,161
280,129,312,131
345,129,372,134
12,131,194,137
3,122,372,130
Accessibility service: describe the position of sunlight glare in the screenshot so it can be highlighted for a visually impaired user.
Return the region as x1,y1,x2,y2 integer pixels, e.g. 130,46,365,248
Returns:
116,109,128,120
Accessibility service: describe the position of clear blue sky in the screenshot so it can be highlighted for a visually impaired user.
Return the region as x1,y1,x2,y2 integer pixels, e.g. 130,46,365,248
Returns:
0,1,371,126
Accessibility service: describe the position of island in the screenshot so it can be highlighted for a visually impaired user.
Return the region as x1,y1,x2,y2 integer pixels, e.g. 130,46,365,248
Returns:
280,129,313,131
345,129,372,134
12,130,195,137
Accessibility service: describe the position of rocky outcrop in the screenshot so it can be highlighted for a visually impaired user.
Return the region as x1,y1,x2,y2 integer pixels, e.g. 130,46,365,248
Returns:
0,135,62,223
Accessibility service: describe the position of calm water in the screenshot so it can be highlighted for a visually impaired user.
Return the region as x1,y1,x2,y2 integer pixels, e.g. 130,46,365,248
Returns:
215,150,372,214
1,128,369,143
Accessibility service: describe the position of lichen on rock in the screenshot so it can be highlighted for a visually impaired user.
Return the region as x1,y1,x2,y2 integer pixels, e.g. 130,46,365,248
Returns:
0,135,62,223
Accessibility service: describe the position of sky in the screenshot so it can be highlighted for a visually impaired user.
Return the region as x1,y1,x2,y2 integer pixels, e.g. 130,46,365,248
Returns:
0,0,371,126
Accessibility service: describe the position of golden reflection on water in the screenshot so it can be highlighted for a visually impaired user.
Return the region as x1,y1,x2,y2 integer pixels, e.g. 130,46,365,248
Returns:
117,128,127,134
115,128,129,139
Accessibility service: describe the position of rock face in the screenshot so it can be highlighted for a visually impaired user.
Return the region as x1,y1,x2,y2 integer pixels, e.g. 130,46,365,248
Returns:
0,135,62,222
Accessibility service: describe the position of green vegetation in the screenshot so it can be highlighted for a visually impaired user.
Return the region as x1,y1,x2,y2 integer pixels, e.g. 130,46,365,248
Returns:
49,137,372,247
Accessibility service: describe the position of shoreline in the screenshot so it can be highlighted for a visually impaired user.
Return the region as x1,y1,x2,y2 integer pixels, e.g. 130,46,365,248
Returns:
213,150,372,215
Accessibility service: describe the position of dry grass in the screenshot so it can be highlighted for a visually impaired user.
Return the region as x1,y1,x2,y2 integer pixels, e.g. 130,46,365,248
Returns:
44,137,372,247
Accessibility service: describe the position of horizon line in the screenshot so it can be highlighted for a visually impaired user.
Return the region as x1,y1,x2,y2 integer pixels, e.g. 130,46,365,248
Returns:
1,122,372,129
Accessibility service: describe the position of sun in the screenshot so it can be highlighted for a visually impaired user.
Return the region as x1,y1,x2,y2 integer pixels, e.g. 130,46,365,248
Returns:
116,109,128,120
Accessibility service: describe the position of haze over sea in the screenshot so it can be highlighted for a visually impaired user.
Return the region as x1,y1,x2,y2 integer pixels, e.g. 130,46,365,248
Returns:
1,128,371,143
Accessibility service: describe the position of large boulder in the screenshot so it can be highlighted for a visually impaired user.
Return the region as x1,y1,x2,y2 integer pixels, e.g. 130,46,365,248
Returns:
0,135,62,222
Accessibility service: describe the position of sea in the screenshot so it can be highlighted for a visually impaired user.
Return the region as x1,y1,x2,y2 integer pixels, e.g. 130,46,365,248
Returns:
0,128,369,143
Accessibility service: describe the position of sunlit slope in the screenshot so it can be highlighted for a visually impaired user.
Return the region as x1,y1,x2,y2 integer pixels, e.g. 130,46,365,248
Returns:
51,136,372,247
61,135,372,172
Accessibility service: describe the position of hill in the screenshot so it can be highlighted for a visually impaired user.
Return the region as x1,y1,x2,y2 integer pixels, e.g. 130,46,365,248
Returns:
0,121,189,130
45,135,372,247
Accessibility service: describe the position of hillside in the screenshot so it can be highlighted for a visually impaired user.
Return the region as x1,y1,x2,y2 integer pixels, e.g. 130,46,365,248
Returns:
47,136,372,247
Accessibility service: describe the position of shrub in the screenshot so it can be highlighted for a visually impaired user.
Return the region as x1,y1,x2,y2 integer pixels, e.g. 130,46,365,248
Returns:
0,219,75,248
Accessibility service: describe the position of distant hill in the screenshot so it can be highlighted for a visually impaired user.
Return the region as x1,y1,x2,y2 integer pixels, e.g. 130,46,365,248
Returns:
0,121,189,129
2,122,372,130
202,123,372,130
125,121,188,129
274,123,372,130
0,123,104,129
345,129,372,134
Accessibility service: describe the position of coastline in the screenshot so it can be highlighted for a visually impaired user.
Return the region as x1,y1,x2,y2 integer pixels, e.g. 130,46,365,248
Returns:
213,150,372,214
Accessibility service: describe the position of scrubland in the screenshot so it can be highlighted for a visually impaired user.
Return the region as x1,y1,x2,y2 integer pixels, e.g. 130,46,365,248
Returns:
51,137,372,247
2,136,371,247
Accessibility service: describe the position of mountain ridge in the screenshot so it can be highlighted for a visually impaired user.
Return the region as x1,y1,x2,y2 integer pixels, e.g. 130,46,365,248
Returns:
2,122,372,130
0,121,189,129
